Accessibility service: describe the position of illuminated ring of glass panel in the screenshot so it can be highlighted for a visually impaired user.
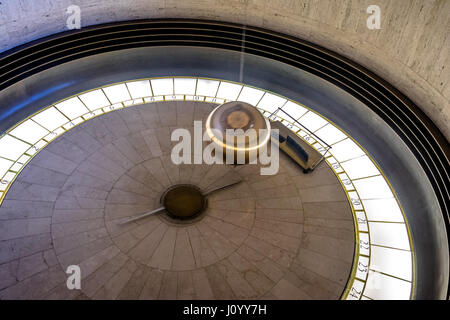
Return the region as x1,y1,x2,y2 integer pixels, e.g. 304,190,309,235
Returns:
0,77,414,300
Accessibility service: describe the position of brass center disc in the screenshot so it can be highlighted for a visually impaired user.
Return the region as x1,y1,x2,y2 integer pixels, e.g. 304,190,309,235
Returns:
161,185,206,220
226,110,250,129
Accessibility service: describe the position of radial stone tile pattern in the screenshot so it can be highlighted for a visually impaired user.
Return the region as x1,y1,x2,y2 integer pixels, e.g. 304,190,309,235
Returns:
0,101,354,300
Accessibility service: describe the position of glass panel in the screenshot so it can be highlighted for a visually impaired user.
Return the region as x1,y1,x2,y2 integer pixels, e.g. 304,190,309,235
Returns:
105,103,124,113
17,154,30,164
313,142,328,155
355,255,369,280
0,171,15,190
257,93,286,113
79,89,110,110
353,175,393,199
144,96,164,103
0,157,13,177
164,95,184,101
151,78,174,96
346,279,364,300
237,86,265,105
266,113,282,122
124,99,143,106
338,173,354,191
314,124,347,145
126,80,152,98
10,162,23,172
33,140,47,152
329,138,365,162
31,107,68,131
326,157,344,173
196,79,220,97
363,198,404,222
355,211,368,232
368,222,410,250
359,232,370,256
216,82,242,101
281,101,308,120
348,191,363,210
297,111,328,132
370,245,412,281
364,271,411,300
185,95,203,102
281,120,300,132
44,127,64,141
174,78,196,95
26,145,38,156
205,97,224,104
9,120,48,144
55,97,89,120
103,84,131,104
297,130,316,144
82,108,103,120
340,155,380,180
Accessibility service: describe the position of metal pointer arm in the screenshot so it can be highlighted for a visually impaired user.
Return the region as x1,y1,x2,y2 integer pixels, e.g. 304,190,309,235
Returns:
119,206,165,225
118,180,242,225
203,179,242,196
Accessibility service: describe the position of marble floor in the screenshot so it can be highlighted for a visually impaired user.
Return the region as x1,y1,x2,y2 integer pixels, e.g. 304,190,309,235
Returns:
0,101,354,299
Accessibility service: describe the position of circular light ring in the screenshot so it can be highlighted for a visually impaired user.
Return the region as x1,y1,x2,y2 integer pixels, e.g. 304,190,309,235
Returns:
0,76,414,300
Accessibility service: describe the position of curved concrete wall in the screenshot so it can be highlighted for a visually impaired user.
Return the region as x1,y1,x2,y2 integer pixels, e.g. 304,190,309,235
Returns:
0,0,449,141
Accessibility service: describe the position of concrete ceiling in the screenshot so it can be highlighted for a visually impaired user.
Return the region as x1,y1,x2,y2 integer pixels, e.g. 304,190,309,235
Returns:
0,0,449,140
